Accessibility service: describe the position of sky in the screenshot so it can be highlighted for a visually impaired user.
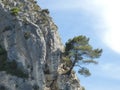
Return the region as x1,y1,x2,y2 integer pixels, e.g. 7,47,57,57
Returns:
37,0,120,90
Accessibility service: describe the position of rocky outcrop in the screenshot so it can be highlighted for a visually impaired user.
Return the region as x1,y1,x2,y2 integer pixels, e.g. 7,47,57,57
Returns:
0,0,82,90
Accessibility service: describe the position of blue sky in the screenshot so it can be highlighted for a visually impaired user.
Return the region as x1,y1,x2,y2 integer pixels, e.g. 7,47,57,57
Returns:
37,0,120,90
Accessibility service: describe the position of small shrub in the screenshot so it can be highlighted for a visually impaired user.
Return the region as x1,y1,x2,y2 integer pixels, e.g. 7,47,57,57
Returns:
10,7,20,16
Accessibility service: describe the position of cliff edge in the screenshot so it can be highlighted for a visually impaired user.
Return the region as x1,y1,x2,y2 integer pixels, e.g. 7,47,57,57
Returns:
0,0,82,90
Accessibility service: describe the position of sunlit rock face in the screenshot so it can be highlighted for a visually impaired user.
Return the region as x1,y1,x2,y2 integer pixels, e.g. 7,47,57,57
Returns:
0,0,82,90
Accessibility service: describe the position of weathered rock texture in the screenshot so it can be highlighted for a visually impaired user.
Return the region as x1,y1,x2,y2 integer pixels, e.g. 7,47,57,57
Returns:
0,0,82,90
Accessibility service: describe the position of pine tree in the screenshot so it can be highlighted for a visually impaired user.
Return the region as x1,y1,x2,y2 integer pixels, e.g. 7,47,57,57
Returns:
63,35,102,76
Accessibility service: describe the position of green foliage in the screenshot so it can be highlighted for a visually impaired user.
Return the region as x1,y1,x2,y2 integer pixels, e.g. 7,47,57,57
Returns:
10,7,20,16
0,45,28,78
65,36,90,56
63,35,102,76
62,56,72,67
78,67,91,77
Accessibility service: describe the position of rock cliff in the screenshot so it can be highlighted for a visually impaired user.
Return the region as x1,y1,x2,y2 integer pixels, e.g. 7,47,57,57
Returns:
0,0,82,90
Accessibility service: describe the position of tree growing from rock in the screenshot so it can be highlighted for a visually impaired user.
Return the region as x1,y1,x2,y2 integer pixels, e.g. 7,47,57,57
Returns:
62,35,102,77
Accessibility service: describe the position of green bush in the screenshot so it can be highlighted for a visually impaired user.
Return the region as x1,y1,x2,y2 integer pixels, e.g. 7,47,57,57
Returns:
10,7,20,16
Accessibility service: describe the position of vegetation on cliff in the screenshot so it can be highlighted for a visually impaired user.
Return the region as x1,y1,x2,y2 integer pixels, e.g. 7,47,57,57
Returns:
62,35,102,77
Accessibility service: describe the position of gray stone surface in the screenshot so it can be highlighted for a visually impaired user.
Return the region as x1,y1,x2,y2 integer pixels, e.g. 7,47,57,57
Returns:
0,0,82,90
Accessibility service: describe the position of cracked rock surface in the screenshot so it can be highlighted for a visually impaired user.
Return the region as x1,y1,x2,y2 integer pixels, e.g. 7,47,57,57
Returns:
0,0,82,90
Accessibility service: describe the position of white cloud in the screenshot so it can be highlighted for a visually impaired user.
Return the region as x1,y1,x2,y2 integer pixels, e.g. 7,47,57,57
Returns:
82,0,120,54
97,0,120,54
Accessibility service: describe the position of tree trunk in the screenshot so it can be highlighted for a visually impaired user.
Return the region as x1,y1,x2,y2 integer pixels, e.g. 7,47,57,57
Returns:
63,50,78,76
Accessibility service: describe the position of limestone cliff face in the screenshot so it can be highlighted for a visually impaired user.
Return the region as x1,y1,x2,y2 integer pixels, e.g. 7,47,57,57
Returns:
0,0,82,90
